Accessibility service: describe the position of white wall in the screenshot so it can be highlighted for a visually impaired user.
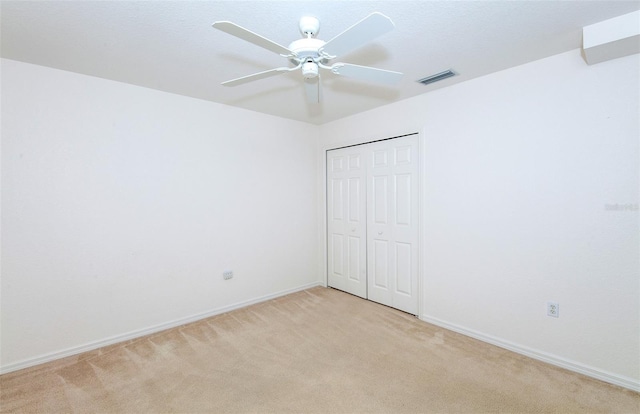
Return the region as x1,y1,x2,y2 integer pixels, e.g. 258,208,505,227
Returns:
3,48,638,390
319,50,639,389
0,59,320,370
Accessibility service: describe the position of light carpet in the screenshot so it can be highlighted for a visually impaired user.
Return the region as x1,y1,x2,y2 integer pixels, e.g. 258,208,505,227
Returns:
1,287,638,413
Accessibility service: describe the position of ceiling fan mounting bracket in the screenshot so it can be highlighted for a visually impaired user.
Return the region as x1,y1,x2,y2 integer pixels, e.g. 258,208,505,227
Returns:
298,16,320,38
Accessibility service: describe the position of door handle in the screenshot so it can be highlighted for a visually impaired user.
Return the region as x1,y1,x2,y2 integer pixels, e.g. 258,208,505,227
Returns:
378,231,383,235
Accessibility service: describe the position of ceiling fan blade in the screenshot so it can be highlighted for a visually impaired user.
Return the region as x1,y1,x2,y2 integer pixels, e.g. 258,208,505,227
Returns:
320,12,395,58
330,63,403,84
304,77,321,104
221,67,292,87
212,21,293,56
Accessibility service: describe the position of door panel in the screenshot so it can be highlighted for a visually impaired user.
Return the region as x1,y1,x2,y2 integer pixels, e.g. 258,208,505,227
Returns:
348,178,361,221
327,150,367,298
348,236,361,281
373,149,388,167
331,234,344,275
395,145,412,165
372,239,388,288
373,176,388,224
367,135,419,314
348,154,361,170
395,174,411,226
331,179,343,220
395,242,412,295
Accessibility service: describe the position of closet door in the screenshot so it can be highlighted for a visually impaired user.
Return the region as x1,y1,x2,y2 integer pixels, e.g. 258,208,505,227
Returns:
327,148,367,298
367,135,419,314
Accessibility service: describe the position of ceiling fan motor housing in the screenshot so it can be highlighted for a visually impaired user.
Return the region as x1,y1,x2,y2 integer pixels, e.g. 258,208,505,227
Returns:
288,38,328,78
288,38,326,59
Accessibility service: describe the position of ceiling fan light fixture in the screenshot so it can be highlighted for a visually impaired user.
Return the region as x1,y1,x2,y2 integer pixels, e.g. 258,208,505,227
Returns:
417,69,457,85
302,61,319,79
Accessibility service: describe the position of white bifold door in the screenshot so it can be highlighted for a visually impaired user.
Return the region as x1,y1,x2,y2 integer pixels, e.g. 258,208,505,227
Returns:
327,134,419,315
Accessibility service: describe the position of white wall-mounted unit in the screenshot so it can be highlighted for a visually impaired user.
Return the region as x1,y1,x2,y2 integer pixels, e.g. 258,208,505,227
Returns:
583,10,640,65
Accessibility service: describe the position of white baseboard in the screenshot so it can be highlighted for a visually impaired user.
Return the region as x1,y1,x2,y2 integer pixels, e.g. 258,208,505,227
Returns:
421,314,640,392
0,281,323,375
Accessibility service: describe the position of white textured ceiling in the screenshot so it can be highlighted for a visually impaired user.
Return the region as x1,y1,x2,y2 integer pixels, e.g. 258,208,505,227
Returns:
2,1,639,125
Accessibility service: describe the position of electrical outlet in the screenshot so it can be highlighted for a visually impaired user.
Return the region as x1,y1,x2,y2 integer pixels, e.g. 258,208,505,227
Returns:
547,302,559,318
223,270,233,280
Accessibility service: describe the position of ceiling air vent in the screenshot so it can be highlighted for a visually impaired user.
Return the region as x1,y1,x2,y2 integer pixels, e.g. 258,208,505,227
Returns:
417,69,456,85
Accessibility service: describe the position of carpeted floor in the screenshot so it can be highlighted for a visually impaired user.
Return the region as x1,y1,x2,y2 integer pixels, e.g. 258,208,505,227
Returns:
1,287,638,413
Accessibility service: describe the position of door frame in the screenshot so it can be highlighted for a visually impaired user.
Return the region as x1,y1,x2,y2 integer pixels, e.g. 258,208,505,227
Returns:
320,130,426,317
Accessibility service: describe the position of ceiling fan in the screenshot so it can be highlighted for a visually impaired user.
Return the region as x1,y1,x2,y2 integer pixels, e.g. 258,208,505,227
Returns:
212,12,403,103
